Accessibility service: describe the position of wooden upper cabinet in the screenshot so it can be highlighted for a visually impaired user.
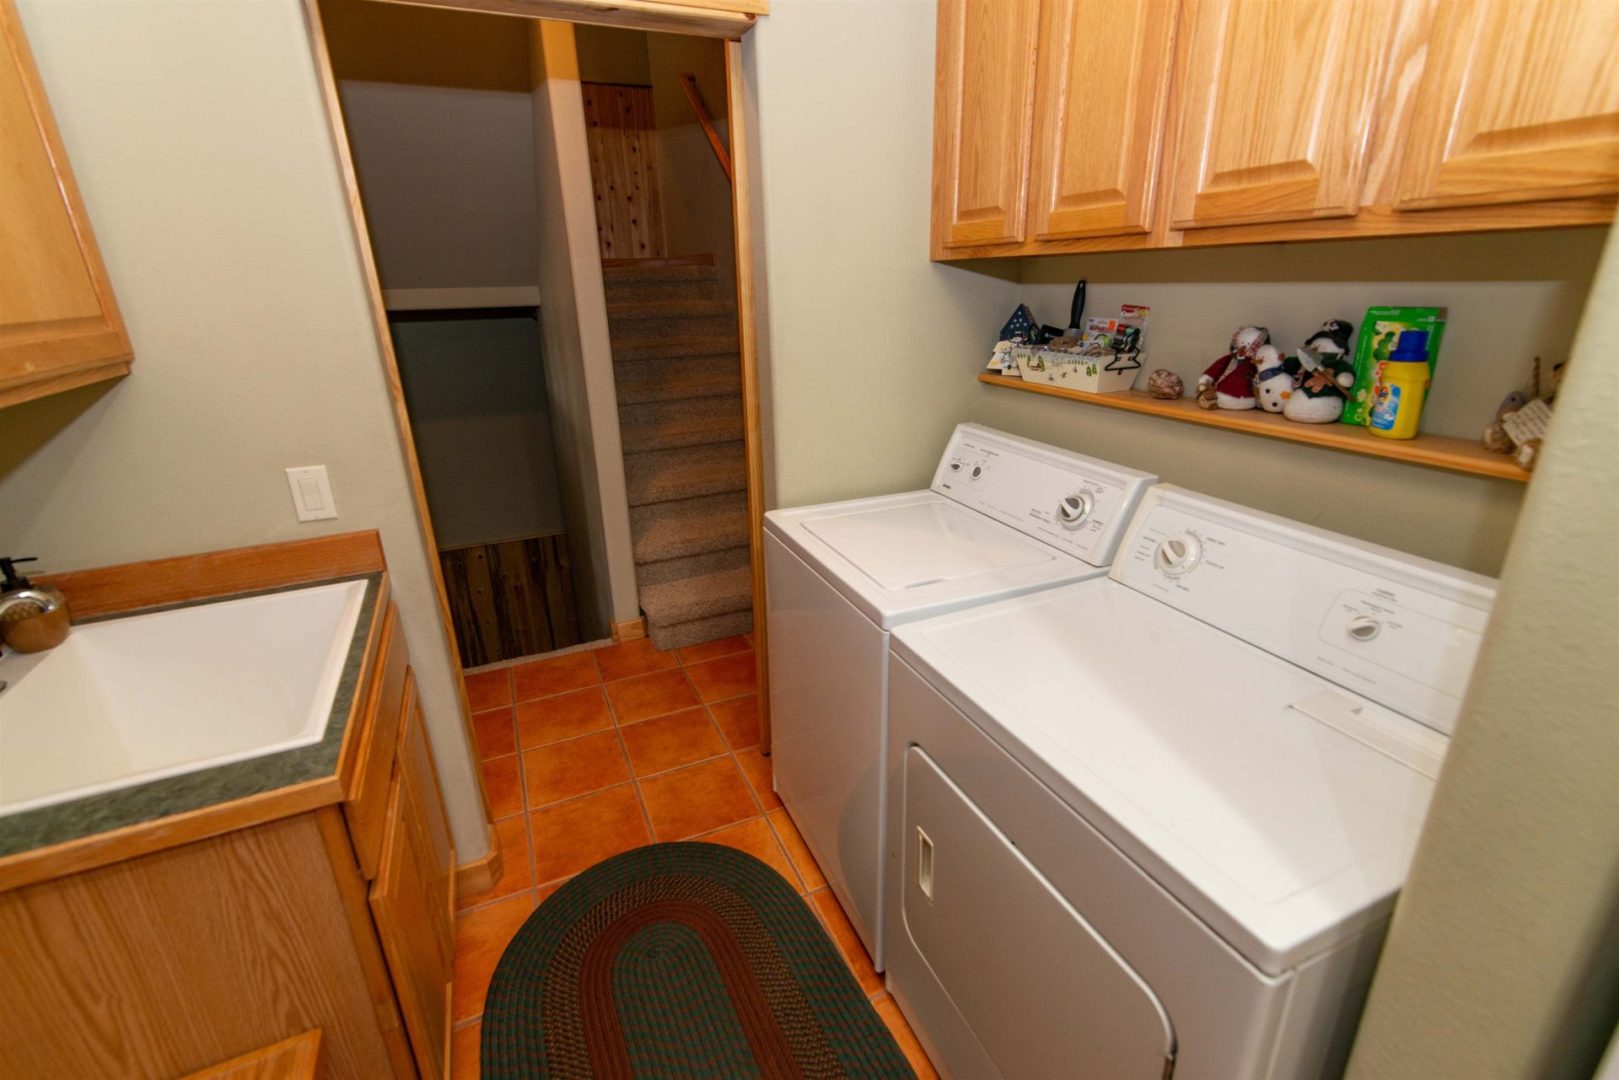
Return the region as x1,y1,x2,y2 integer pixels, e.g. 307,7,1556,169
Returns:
0,0,131,409
1393,0,1619,211
1169,0,1397,230
1027,0,1176,240
933,0,1041,249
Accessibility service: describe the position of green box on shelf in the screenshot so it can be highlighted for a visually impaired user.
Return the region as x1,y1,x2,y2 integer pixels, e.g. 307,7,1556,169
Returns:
1343,306,1447,426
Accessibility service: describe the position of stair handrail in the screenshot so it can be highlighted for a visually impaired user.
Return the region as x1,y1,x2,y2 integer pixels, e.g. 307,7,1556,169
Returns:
679,73,733,184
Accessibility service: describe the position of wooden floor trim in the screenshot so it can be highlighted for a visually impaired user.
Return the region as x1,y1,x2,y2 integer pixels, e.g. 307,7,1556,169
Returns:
455,820,504,898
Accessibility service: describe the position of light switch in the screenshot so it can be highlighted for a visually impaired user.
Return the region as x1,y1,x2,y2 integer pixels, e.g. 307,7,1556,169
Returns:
285,465,338,522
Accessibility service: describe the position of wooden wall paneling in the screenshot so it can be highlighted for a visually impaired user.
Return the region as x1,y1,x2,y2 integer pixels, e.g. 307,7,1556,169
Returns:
1393,0,1619,211
0,815,398,1079
582,82,666,260
0,0,132,409
1169,0,1397,229
1028,0,1176,240
439,534,581,667
725,38,770,751
302,0,498,835
932,0,1042,250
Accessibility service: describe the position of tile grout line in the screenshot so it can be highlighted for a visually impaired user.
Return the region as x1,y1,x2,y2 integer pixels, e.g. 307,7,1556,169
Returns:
595,651,661,843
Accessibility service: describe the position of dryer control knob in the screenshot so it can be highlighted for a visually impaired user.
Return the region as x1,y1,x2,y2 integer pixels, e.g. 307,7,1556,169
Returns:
1155,533,1201,577
1057,492,1094,527
1346,615,1382,642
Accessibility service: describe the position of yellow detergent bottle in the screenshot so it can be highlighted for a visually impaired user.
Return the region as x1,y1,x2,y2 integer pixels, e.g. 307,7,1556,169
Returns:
1368,330,1431,440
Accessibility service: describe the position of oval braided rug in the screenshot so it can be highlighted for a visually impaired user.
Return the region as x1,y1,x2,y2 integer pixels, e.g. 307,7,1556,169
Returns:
482,842,915,1079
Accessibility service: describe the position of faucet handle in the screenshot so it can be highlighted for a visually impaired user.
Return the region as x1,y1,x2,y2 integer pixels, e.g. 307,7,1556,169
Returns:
0,556,38,593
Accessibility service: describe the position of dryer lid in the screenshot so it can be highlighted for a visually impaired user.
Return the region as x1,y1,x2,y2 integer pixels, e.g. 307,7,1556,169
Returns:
801,500,1058,591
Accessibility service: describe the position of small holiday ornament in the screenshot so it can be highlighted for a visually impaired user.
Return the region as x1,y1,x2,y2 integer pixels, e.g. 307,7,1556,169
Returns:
1282,319,1356,424
1251,344,1291,413
1197,326,1268,410
1147,369,1184,399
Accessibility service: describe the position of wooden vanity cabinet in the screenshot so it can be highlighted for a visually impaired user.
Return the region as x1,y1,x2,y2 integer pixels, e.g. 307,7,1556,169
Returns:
0,0,132,408
369,676,455,1080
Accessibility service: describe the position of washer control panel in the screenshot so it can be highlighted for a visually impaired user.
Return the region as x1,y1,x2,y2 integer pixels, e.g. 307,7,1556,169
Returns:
932,425,1156,568
1115,486,1497,733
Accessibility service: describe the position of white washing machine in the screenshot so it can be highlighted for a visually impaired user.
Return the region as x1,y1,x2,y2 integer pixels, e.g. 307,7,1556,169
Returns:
884,485,1498,1079
764,424,1156,970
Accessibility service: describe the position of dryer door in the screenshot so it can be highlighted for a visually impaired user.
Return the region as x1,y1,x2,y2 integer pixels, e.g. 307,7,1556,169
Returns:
901,746,1176,1078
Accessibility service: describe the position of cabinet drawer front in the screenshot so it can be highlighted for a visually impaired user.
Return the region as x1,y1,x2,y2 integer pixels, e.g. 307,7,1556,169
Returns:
344,603,408,880
933,0,1041,247
1394,0,1619,211
1028,0,1176,240
1170,0,1396,229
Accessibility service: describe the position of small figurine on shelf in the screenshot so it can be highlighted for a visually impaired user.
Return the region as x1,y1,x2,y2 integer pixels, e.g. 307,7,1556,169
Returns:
1147,369,1184,399
1484,355,1564,470
1282,319,1357,424
1197,326,1268,410
1252,344,1292,413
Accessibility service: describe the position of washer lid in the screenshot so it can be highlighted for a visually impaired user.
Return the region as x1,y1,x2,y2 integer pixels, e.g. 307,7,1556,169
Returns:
801,500,1058,590
892,579,1445,975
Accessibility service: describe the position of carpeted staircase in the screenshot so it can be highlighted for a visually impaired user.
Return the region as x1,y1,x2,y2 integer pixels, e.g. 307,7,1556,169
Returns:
605,258,753,651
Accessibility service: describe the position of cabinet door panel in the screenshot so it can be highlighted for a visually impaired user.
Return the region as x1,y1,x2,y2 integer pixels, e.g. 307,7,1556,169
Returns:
0,0,130,406
933,0,1041,247
370,689,454,1080
1170,0,1396,229
1029,0,1176,240
1394,0,1619,210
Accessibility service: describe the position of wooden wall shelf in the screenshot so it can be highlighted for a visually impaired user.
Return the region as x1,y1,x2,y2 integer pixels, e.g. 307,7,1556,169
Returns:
977,373,1530,483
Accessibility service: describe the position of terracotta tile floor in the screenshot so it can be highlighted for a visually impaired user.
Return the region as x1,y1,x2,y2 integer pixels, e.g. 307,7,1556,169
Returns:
452,635,937,1079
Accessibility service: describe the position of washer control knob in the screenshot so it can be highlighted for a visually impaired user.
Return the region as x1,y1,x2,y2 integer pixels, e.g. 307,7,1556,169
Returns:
948,461,962,472
1155,533,1201,577
1346,615,1382,642
970,465,983,479
1057,492,1094,527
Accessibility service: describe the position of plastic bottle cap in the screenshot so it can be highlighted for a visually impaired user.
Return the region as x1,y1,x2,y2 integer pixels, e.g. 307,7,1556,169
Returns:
1388,329,1430,363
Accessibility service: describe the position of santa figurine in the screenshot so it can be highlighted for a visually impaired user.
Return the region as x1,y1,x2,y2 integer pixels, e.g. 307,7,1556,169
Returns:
1197,326,1269,410
1282,319,1356,424
1252,343,1292,413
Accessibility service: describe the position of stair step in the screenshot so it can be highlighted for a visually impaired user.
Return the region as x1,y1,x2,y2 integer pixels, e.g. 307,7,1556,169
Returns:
636,545,748,587
631,491,749,564
610,332,739,362
613,354,741,405
639,563,753,628
609,306,736,345
624,443,747,506
647,607,754,652
602,263,724,303
619,395,743,454
608,298,734,321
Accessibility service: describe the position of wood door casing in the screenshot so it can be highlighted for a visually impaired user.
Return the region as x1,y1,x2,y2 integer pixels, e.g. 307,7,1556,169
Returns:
582,82,666,260
1028,0,1176,240
1169,0,1398,229
369,688,454,1080
933,0,1041,248
1393,0,1619,211
0,0,131,408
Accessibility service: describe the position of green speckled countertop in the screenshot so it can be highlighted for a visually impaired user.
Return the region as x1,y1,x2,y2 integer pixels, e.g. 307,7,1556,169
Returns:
0,573,380,859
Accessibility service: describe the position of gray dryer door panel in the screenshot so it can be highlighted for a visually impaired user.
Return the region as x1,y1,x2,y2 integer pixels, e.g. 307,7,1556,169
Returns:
901,746,1176,1079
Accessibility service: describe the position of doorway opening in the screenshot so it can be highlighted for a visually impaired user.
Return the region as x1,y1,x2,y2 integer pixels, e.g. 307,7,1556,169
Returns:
317,0,757,672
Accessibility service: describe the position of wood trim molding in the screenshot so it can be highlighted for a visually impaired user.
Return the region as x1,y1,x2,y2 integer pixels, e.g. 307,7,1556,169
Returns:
726,39,770,753
610,617,647,643
381,286,541,311
181,1029,324,1080
37,530,385,620
454,820,504,898
362,0,761,38
302,0,497,838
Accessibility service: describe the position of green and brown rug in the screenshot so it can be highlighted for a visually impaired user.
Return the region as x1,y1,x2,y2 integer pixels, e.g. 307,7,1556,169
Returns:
482,842,916,1079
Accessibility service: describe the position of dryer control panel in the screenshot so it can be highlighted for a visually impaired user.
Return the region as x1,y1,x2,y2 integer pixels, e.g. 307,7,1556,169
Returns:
931,425,1156,568
1112,486,1497,733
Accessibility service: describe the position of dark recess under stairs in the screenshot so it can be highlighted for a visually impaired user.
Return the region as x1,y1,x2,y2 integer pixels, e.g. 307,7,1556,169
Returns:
606,257,752,651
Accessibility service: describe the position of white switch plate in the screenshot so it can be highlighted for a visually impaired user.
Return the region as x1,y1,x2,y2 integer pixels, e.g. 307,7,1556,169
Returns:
285,465,338,522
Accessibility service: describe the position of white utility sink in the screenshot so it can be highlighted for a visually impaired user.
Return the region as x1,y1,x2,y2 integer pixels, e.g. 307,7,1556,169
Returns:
0,580,367,818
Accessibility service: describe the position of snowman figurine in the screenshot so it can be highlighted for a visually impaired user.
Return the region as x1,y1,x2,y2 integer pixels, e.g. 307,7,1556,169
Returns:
1251,344,1292,413
1197,326,1269,411
1282,319,1357,424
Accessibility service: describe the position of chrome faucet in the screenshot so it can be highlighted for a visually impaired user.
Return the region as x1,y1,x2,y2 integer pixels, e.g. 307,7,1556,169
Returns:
0,588,62,620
